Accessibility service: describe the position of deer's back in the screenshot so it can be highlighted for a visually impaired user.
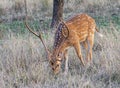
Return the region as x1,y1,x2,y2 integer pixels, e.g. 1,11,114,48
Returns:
66,14,96,43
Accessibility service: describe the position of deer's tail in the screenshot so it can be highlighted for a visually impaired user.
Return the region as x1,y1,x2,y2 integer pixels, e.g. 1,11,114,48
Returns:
95,27,103,37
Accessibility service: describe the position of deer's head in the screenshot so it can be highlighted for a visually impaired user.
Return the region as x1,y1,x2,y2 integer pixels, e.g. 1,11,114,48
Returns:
49,53,62,74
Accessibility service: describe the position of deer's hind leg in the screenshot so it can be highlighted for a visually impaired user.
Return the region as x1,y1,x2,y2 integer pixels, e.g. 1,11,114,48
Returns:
82,40,89,63
87,34,94,62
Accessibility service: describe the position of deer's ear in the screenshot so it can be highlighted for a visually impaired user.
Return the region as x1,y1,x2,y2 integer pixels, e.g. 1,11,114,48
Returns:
61,25,69,38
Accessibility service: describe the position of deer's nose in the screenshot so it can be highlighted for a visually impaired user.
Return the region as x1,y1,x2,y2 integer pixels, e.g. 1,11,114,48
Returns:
52,68,55,70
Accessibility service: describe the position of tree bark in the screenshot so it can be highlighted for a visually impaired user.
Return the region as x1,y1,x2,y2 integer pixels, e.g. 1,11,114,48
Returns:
51,0,64,28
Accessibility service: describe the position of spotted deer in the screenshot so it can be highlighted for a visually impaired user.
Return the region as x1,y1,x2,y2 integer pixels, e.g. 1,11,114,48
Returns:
25,13,103,74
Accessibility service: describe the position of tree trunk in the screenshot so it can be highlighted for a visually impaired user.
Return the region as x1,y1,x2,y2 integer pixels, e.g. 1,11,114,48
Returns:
51,0,64,28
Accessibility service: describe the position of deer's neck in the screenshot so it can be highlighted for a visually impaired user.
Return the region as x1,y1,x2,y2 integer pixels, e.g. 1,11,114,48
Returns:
53,23,69,56
53,23,65,49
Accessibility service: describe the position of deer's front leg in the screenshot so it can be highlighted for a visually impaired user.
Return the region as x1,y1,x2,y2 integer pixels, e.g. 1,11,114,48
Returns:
74,42,85,66
63,49,68,75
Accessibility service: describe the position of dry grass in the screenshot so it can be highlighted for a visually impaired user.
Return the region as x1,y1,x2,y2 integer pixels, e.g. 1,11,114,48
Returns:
0,27,120,88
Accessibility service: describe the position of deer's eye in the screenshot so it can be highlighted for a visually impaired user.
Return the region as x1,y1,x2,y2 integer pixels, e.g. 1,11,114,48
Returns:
57,55,60,58
57,64,59,67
